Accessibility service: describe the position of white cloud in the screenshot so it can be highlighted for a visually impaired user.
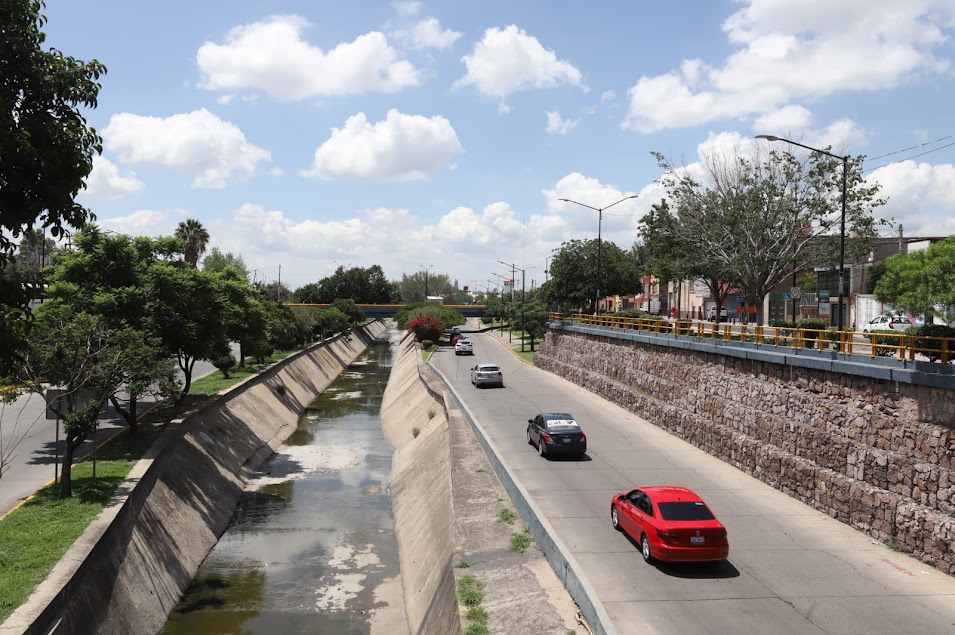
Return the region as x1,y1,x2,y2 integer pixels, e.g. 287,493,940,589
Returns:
455,25,586,108
867,161,955,235
541,173,654,245
753,105,813,135
406,18,461,50
600,90,616,103
197,15,420,101
624,0,955,132
97,209,180,237
545,110,578,135
302,109,462,182
103,109,271,189
392,1,423,17
81,156,144,200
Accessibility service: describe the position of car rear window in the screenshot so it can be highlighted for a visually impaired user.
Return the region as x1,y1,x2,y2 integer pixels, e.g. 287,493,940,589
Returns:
480,365,499,372
545,418,579,430
657,501,715,521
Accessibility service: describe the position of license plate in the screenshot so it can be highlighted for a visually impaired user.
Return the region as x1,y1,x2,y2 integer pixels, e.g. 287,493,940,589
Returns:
690,536,705,544
561,437,572,443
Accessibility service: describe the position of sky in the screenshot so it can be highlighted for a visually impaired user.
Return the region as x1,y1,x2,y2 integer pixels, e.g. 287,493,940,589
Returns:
36,0,955,294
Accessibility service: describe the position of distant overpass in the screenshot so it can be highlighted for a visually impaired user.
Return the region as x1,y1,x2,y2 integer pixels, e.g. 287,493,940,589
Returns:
285,303,486,319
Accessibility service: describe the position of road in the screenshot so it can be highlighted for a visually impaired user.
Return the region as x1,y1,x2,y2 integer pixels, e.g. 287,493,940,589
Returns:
0,357,220,516
430,331,955,635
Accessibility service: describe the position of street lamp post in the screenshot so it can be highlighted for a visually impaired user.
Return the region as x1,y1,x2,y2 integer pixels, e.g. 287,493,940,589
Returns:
499,260,536,351
755,135,849,331
421,264,434,301
558,195,637,314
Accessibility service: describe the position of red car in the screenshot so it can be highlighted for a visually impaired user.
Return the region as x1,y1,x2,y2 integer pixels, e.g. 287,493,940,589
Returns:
610,486,728,564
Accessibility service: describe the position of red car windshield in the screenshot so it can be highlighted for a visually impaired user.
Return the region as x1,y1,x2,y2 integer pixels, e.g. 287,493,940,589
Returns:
657,501,715,521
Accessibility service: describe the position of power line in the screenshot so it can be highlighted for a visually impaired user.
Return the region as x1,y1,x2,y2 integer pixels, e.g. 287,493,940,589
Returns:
864,141,955,173
865,134,952,162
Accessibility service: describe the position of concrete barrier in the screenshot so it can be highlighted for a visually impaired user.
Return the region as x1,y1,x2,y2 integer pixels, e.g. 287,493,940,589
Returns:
380,333,460,635
1,322,387,635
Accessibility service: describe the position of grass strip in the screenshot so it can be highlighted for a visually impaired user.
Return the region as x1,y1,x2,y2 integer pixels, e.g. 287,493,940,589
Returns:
0,459,134,623
189,348,300,395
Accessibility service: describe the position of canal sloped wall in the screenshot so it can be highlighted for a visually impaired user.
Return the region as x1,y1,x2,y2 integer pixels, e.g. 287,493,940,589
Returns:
2,321,388,635
535,323,955,576
380,332,460,635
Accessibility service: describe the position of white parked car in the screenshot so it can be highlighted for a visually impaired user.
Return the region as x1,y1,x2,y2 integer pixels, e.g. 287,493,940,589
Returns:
454,339,473,355
860,315,914,334
707,306,729,321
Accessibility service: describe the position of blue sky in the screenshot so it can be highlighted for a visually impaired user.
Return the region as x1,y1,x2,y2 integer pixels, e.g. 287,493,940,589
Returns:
39,0,955,293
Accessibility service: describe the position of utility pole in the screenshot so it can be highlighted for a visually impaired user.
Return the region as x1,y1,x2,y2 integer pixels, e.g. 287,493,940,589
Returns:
277,265,281,302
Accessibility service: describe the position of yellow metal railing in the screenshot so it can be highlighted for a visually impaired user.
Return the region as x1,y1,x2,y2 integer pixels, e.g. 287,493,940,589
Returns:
547,313,952,365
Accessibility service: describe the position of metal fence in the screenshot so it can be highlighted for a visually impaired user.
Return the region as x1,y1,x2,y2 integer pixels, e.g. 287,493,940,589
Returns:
548,313,953,365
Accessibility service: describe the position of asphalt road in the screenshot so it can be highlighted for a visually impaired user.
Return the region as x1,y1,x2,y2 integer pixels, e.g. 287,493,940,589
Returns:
430,331,955,635
0,356,221,516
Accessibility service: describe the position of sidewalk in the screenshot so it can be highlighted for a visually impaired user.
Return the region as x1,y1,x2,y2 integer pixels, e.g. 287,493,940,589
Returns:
466,319,540,359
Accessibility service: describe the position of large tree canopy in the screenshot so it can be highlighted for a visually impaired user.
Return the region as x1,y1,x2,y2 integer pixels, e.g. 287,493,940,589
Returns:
1,0,107,374
539,238,641,311
875,236,955,323
649,147,886,323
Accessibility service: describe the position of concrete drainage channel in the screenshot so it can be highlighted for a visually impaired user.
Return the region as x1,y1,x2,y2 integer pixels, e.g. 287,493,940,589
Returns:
3,323,593,635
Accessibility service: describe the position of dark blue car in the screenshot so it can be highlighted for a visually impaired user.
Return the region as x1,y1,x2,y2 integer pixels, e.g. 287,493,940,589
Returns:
527,412,587,459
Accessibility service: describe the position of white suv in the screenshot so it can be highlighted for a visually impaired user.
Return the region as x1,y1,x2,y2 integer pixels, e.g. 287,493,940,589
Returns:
861,315,913,334
454,339,473,355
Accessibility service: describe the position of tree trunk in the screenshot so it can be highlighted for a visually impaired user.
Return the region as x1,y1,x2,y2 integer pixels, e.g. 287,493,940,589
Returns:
59,435,82,498
109,393,139,433
176,357,196,406
239,342,246,368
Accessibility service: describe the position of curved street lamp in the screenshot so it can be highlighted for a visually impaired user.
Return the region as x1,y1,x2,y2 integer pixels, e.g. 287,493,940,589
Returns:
558,195,637,313
755,135,849,330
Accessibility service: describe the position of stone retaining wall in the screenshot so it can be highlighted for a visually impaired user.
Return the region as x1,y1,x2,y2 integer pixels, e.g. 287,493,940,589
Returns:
535,328,955,575
1,322,388,635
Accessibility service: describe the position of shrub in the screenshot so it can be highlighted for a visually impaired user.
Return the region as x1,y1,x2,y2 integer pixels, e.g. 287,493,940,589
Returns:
275,384,287,396
421,339,434,350
797,317,828,347
497,508,517,524
427,409,436,419
212,354,236,378
412,426,421,438
480,316,493,324
617,308,653,320
909,324,955,363
408,314,441,342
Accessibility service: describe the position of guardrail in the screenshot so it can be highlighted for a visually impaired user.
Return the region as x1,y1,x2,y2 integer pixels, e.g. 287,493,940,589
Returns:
547,313,952,365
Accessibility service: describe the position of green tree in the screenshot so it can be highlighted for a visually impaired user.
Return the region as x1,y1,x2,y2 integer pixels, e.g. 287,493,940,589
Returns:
202,247,249,279
15,308,148,497
875,237,955,322
332,298,364,323
214,268,268,368
397,270,453,303
0,1,107,375
653,147,886,324
174,218,210,267
314,307,351,339
145,262,229,404
539,238,641,312
513,299,548,351
43,226,179,427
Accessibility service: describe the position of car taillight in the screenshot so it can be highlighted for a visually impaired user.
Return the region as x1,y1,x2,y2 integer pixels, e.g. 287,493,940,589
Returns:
712,530,727,538
889,323,894,329
542,433,552,442
581,433,587,443
657,529,678,543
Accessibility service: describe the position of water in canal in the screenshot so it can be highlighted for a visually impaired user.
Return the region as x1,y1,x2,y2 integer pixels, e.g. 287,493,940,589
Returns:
163,336,405,634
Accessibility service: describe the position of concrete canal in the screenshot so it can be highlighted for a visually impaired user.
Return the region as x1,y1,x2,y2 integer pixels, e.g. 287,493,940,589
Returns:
162,334,407,634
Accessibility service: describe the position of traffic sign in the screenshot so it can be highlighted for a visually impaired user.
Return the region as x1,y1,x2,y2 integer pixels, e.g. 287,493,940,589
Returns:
790,287,801,300
784,293,791,301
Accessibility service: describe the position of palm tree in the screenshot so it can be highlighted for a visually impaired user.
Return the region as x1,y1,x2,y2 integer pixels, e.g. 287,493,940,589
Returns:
174,219,210,267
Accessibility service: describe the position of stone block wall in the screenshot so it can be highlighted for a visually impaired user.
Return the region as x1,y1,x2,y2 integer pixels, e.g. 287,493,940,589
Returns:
535,329,955,575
